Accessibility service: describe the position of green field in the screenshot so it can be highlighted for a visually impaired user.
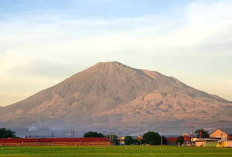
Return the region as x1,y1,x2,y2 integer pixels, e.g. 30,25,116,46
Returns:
0,146,232,157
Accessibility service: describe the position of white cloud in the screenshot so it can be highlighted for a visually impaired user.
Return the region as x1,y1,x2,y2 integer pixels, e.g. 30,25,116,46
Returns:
0,52,29,77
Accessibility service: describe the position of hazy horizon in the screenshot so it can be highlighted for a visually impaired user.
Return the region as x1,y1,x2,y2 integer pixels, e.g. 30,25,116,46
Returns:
1,0,232,106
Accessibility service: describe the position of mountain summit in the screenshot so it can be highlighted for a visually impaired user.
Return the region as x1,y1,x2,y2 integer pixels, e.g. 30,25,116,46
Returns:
0,62,231,136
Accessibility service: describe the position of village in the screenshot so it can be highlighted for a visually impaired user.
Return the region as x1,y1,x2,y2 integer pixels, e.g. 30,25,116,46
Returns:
0,128,231,148
117,128,232,147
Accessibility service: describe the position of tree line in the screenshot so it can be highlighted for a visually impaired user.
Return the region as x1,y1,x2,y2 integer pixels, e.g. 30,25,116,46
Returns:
84,131,167,145
0,127,209,146
84,129,210,145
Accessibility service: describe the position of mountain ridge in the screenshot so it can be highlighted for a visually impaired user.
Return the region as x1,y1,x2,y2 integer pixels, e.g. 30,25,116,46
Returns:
0,61,231,136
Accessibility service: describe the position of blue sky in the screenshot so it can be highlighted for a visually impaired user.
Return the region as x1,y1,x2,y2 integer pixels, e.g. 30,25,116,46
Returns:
0,0,232,106
0,0,193,18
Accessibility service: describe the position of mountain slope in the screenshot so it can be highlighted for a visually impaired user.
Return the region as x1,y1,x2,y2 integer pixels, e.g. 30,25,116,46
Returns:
0,61,231,136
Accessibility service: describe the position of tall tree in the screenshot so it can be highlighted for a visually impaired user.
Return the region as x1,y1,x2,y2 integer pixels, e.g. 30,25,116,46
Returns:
176,136,184,145
143,131,166,145
0,128,16,138
83,131,105,137
124,136,136,145
195,129,209,138
106,134,119,145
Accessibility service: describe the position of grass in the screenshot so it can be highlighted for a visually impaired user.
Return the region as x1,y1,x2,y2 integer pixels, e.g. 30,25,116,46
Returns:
0,146,232,157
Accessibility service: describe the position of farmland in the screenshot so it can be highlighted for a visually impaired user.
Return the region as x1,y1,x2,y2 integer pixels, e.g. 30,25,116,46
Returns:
0,146,232,157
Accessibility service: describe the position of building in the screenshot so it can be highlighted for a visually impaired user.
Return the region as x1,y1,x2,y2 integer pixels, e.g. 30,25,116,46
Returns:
195,138,218,147
217,140,232,147
210,128,232,140
119,136,125,145
166,137,177,145
0,137,111,146
136,136,143,145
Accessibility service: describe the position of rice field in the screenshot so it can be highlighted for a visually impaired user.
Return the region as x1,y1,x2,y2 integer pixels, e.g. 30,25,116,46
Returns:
0,145,232,157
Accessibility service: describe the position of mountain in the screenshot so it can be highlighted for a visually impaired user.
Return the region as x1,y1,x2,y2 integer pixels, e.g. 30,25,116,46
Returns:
0,61,231,136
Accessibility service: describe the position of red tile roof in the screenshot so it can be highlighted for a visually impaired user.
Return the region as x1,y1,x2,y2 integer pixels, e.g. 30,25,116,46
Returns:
0,137,110,143
166,137,177,143
183,136,192,141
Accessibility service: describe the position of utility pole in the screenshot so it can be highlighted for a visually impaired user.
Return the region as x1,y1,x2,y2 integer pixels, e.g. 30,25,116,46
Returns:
70,129,74,138
109,132,114,145
190,122,193,146
52,131,54,138
161,127,163,146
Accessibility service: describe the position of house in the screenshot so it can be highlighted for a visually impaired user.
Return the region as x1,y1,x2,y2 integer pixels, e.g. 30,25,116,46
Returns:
217,140,232,147
119,136,125,145
182,133,190,137
210,128,232,141
136,136,143,144
195,138,218,147
184,136,192,146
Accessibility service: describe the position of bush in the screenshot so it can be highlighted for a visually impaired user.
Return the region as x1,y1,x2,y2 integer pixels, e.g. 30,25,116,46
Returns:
195,129,209,138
